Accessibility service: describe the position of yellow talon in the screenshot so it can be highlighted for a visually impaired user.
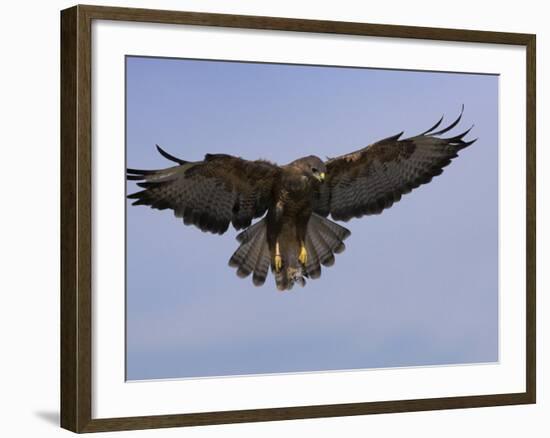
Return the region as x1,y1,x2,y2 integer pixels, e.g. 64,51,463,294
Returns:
274,254,282,272
298,245,308,265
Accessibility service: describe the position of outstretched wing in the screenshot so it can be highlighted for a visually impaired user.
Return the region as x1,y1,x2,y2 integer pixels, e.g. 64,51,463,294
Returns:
127,146,280,234
315,107,477,221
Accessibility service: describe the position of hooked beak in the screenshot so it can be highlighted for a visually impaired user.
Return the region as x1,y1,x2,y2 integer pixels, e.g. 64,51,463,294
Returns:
315,172,326,182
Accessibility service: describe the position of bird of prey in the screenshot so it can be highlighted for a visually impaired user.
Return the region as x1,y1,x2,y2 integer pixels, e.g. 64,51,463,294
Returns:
127,108,476,291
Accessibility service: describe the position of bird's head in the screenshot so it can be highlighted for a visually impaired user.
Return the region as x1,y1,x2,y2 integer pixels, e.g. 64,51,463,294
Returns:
291,155,326,183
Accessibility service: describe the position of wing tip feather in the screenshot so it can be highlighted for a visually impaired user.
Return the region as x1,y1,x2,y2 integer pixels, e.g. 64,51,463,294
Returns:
156,144,187,164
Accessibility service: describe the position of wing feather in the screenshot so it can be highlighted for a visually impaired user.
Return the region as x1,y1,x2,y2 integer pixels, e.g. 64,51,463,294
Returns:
127,147,280,234
316,108,476,221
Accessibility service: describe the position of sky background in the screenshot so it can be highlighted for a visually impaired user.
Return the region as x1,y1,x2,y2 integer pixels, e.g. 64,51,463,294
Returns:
125,56,498,381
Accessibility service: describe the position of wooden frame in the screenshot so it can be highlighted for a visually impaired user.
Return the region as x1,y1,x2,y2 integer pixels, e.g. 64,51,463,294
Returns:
60,4,536,433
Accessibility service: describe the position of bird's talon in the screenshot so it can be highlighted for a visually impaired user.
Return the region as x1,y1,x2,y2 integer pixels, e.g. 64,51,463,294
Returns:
298,245,308,265
274,254,282,272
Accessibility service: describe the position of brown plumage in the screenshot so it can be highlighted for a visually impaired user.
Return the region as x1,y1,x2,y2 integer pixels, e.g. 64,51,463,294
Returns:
127,107,476,291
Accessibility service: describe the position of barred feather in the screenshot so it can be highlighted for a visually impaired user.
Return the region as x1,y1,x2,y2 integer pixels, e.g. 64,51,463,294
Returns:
316,106,476,221
127,146,280,234
228,218,271,286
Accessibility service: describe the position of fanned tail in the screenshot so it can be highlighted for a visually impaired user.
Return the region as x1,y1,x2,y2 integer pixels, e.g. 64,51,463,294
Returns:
303,213,350,280
229,214,351,291
228,218,271,286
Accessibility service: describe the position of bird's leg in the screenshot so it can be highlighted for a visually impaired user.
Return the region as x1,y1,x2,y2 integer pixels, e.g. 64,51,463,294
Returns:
274,241,282,272
298,241,308,266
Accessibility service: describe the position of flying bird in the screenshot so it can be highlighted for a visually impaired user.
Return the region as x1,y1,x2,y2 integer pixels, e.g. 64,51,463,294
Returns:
127,108,476,291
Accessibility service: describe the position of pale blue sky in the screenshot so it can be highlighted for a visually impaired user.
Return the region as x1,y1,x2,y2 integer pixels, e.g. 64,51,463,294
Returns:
125,56,498,380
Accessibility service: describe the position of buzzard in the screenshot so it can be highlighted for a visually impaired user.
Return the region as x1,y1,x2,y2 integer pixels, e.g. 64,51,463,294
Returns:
127,108,476,291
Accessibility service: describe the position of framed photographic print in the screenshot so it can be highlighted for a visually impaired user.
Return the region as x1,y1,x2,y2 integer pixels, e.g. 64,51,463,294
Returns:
60,4,536,433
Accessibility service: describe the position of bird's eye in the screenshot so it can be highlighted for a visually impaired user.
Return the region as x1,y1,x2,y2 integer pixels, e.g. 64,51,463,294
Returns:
311,167,318,173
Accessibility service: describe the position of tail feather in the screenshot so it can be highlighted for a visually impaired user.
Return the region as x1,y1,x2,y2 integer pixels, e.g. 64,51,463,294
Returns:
304,214,350,276
229,220,264,270
236,228,266,278
316,223,346,256
235,219,265,243
304,234,322,279
316,216,350,253
253,243,271,286
273,214,350,289
229,214,351,291
306,223,334,267
229,218,270,285
312,225,336,267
